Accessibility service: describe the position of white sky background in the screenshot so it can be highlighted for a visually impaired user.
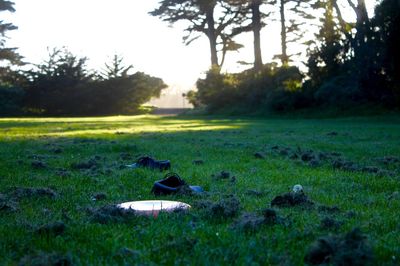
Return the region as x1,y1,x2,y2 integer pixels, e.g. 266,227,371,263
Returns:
3,0,377,107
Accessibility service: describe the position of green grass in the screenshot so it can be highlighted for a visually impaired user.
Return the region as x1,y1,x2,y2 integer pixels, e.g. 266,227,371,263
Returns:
0,114,399,265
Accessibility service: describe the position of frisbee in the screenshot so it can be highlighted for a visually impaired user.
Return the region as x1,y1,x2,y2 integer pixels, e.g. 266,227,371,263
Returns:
117,200,191,217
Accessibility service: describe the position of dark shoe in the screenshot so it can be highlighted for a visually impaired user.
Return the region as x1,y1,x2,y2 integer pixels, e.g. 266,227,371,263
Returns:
126,156,171,171
151,173,204,195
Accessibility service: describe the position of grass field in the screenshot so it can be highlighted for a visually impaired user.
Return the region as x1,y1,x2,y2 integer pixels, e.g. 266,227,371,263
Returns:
0,115,399,265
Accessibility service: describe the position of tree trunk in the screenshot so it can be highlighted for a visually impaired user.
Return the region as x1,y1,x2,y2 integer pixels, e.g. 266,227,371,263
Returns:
252,0,263,71
280,0,288,66
205,8,219,67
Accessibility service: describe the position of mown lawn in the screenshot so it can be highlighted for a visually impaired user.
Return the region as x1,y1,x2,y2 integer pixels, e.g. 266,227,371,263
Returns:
0,115,399,265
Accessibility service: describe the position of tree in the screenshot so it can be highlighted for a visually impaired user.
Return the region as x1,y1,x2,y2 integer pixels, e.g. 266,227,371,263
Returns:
0,0,22,68
306,0,343,86
275,0,314,66
228,0,269,71
150,0,244,68
24,48,93,115
100,54,133,79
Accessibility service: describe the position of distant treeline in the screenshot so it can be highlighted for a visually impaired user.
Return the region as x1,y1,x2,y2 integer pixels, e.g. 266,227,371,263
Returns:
0,1,166,116
0,49,166,116
152,0,399,113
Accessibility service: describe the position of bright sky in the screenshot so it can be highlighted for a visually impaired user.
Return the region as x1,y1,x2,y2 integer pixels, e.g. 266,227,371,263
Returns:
3,0,377,100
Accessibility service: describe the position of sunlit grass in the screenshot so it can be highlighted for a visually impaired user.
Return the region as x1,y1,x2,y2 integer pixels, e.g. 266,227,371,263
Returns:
0,114,399,265
0,115,245,138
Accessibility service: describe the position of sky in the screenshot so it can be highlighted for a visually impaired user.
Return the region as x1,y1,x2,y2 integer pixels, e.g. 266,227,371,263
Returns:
3,0,377,107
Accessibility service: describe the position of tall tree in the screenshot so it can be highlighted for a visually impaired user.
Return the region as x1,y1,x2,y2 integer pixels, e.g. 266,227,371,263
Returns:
0,1,21,65
100,54,133,79
307,0,342,86
275,0,314,66
228,0,268,71
150,0,244,68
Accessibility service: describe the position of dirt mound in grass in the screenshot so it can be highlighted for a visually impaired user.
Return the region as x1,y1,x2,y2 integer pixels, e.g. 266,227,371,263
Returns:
304,228,373,265
70,158,98,170
0,194,18,212
232,208,286,231
271,192,314,208
11,187,57,199
88,204,137,224
18,252,72,266
195,196,240,219
35,221,66,236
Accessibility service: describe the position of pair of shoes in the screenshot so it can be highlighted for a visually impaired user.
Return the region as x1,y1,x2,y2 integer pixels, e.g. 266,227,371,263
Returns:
126,156,171,171
151,173,204,195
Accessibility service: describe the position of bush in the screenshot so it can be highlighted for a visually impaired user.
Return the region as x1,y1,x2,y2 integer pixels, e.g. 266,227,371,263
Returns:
314,75,364,107
0,86,25,116
194,64,305,113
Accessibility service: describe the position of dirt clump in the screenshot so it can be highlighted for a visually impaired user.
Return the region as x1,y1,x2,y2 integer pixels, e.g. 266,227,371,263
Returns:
301,152,315,162
70,158,98,170
212,171,231,180
376,156,400,165
232,209,285,231
332,160,359,172
320,217,342,231
327,131,338,136
18,252,72,266
11,187,57,199
317,205,340,214
231,212,265,231
271,191,314,208
35,221,66,236
193,159,205,165
91,192,107,201
0,194,18,212
31,160,47,169
309,159,321,167
246,189,267,197
88,204,137,224
196,196,240,219
304,228,373,265
254,152,265,159
50,147,63,154
114,247,141,261
119,152,132,161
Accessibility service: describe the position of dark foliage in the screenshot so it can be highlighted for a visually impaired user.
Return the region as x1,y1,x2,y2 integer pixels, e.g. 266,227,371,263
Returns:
22,49,166,116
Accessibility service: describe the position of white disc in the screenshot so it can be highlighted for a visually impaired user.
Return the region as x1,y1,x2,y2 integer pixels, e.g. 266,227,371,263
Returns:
117,200,191,217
